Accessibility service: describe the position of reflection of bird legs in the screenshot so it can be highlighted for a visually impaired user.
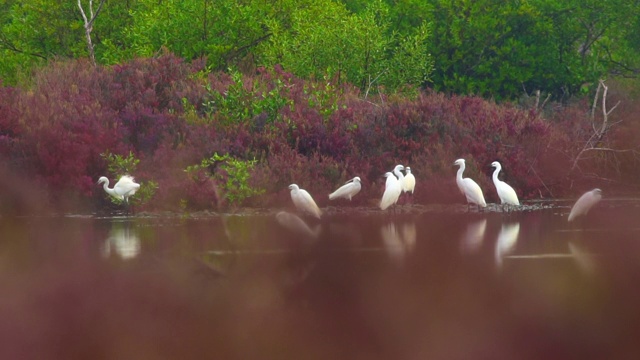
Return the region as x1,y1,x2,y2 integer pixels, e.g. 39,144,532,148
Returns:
124,199,134,216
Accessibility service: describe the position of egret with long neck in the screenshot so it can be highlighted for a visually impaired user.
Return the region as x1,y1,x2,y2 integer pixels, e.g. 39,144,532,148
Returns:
98,175,140,204
453,159,486,210
491,161,519,209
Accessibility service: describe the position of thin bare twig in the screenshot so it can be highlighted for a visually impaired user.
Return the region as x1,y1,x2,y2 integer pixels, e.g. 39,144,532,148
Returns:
529,164,553,198
364,71,386,100
571,79,623,172
77,0,106,66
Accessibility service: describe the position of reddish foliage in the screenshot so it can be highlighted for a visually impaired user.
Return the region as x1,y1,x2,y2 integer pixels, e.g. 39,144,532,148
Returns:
1,54,638,213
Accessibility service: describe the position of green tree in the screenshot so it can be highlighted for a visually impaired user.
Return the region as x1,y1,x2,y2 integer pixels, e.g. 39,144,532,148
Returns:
100,0,269,70
0,0,84,84
425,0,640,100
260,0,432,91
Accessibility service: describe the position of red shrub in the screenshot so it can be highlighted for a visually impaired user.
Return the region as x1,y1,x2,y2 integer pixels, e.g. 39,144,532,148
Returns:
1,54,636,213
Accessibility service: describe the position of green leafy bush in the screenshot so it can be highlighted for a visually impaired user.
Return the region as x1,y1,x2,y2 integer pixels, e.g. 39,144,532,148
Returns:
202,70,289,125
185,153,265,207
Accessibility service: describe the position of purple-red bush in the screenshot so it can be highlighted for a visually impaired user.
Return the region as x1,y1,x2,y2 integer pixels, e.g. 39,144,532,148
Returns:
0,53,637,213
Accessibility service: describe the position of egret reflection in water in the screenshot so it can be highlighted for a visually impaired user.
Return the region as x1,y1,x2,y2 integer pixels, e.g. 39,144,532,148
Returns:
460,218,488,254
275,211,321,242
381,221,417,265
494,222,520,269
102,222,141,260
568,241,597,274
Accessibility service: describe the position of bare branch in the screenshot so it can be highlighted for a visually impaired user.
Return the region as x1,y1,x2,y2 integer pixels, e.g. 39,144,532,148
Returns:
579,147,640,154
77,0,89,25
590,80,601,120
77,0,106,66
87,0,106,29
540,93,551,110
571,80,623,172
607,100,621,116
364,71,386,100
528,164,553,198
0,32,47,59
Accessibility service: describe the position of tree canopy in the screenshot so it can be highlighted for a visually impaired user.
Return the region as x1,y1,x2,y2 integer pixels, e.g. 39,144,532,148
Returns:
0,0,638,99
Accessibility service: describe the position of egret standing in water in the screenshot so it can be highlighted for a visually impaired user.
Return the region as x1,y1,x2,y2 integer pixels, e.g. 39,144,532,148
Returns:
289,184,322,219
568,188,602,222
403,167,416,194
454,159,487,210
98,175,141,205
491,161,520,209
329,177,362,201
380,172,402,210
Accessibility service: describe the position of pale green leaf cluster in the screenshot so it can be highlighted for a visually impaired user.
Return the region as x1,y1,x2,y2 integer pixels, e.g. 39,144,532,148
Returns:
185,153,265,206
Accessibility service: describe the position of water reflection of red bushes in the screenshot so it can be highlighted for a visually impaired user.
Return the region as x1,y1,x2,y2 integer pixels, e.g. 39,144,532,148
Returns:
2,210,640,359
1,54,638,213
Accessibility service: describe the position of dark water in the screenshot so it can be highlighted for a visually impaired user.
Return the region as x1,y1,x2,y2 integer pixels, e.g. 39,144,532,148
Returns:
1,200,640,359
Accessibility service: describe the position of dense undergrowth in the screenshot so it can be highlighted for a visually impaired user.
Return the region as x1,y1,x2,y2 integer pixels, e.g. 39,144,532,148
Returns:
0,53,638,214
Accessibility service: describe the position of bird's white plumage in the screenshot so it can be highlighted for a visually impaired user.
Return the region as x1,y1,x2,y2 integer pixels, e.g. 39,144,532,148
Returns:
491,161,519,206
380,172,402,210
98,175,141,203
403,167,415,194
568,188,602,222
289,184,322,219
454,159,487,207
393,164,405,182
329,177,362,201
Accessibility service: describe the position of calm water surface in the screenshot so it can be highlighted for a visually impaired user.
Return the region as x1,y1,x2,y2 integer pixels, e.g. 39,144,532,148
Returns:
1,200,640,359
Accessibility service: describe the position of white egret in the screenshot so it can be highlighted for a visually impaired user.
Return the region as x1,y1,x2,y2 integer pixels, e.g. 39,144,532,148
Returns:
568,188,602,222
289,184,322,219
329,177,362,201
380,172,402,210
403,167,416,194
393,164,405,182
491,161,520,207
453,159,487,209
97,175,141,204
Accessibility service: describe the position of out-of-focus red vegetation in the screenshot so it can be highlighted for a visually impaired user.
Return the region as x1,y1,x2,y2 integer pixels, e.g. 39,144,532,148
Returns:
1,53,638,213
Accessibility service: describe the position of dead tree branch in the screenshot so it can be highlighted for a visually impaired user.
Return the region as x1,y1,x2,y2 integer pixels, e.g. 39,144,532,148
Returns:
571,79,622,171
77,0,106,66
